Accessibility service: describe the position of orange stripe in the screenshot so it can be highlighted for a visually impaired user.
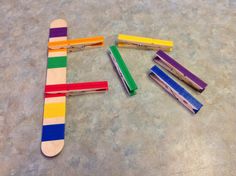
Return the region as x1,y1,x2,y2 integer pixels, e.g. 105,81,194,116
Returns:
48,36,104,48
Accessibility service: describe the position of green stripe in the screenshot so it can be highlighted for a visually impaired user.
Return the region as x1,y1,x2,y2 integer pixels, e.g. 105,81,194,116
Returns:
109,46,137,93
47,56,67,68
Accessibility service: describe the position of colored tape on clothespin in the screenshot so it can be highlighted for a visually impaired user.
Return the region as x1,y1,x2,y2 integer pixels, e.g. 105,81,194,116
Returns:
149,65,203,114
48,36,104,52
154,50,207,92
45,81,108,96
108,45,138,96
117,34,173,52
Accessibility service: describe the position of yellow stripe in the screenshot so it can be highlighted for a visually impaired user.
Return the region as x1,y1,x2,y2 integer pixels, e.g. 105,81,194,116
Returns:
118,34,173,46
44,102,66,118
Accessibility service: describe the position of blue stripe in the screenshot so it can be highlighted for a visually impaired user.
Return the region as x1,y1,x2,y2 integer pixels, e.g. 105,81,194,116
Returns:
42,124,65,141
150,65,203,111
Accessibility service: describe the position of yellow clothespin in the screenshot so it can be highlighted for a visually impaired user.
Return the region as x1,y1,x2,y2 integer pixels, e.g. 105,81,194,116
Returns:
117,34,173,52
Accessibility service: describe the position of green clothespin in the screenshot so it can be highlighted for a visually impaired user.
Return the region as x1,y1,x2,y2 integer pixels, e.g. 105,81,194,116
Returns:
108,46,138,96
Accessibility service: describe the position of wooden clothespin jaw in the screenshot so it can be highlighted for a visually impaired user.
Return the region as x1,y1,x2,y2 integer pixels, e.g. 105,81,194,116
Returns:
48,36,104,52
149,65,203,114
154,50,207,92
108,46,138,96
117,34,173,52
45,81,108,96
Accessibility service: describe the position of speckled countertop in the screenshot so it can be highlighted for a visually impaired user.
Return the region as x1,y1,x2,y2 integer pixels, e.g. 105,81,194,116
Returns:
0,0,236,175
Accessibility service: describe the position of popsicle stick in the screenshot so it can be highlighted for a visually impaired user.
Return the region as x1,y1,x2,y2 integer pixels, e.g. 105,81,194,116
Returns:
41,19,68,157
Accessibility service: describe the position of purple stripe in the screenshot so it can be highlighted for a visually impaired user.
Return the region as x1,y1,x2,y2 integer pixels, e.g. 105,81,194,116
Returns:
156,50,207,89
49,27,67,38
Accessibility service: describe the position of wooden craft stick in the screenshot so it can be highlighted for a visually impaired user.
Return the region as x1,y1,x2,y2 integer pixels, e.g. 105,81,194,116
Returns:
42,20,108,157
41,19,68,157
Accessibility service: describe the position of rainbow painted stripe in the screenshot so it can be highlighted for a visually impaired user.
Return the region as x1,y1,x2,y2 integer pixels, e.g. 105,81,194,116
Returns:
41,19,68,157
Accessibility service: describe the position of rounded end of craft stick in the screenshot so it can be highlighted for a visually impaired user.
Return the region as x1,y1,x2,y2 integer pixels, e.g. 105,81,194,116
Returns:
50,19,67,28
41,140,64,157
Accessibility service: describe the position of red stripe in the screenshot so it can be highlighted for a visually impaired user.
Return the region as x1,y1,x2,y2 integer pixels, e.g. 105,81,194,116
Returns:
45,81,108,93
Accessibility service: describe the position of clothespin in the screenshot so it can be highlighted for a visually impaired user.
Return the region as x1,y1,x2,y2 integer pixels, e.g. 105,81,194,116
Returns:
45,81,108,96
108,46,138,96
149,65,203,114
154,50,207,92
117,34,173,52
48,36,104,52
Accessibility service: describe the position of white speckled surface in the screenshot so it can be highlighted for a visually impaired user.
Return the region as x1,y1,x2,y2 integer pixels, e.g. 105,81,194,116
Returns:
0,0,236,175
